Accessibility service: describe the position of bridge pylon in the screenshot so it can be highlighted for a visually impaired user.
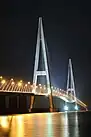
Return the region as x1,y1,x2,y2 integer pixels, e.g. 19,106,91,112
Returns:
29,17,54,112
64,58,78,111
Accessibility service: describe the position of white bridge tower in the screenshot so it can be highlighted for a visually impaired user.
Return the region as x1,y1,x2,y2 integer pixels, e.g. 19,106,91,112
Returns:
64,59,78,111
29,17,54,112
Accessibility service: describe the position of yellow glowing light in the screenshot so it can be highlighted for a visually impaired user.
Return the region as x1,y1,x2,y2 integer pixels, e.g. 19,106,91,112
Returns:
16,116,24,137
11,81,15,85
39,84,41,86
17,115,23,122
20,80,23,83
1,79,6,84
26,114,30,117
18,82,22,87
0,76,3,79
0,117,9,128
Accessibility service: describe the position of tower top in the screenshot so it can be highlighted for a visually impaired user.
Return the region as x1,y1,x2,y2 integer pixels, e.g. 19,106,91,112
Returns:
38,17,43,26
69,58,72,64
37,17,44,40
39,17,42,21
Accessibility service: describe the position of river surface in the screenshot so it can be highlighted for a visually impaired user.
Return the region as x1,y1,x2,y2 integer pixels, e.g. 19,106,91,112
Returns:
0,111,91,137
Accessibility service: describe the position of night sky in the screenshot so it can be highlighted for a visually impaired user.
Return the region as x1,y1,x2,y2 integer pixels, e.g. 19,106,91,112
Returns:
0,0,91,108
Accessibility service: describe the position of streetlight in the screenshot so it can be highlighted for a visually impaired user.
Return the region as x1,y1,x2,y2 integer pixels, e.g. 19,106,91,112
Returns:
11,78,13,81
18,82,22,87
11,81,15,85
0,76,3,79
25,84,27,87
28,82,30,84
1,79,6,84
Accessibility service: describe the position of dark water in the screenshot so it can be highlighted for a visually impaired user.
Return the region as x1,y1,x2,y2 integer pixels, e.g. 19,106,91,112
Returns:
0,111,91,137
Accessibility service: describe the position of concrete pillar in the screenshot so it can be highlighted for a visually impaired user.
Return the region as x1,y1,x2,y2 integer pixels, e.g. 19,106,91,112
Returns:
49,93,54,112
26,96,30,109
29,95,35,112
17,96,19,108
5,96,9,108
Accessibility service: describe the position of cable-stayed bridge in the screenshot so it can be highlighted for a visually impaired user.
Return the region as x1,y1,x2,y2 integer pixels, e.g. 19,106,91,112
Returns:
0,17,87,112
0,76,87,111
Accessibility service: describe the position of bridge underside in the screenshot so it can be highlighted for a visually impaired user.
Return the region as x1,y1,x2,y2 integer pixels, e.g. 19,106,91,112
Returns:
0,92,86,115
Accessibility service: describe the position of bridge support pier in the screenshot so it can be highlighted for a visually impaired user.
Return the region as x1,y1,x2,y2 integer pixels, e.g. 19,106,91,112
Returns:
49,93,54,112
17,96,19,108
29,95,35,112
5,96,9,108
26,96,30,108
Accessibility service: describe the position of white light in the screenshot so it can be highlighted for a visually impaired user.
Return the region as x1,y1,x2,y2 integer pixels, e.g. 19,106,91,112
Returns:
51,86,53,89
11,81,15,85
64,105,68,111
0,76,3,79
28,82,30,84
11,78,13,81
74,105,78,110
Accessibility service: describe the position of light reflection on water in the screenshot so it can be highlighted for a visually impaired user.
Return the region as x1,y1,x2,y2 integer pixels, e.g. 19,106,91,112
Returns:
0,112,83,137
67,112,79,137
74,112,79,137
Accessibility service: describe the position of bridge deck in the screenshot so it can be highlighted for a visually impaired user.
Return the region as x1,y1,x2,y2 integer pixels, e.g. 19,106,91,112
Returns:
0,78,87,109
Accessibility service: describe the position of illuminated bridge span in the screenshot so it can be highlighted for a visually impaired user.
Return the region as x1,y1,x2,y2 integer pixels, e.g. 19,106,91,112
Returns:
0,17,88,112
0,77,87,110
